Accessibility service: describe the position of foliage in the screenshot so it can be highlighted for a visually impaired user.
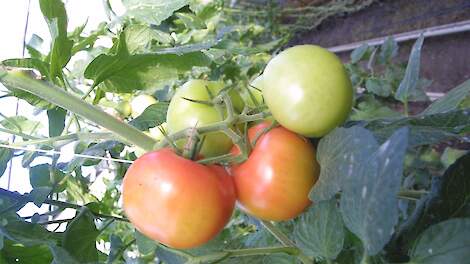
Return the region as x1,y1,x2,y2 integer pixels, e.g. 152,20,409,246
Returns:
0,0,469,263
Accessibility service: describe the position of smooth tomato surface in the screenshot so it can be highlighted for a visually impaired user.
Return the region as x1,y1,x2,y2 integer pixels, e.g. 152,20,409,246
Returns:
263,45,353,137
167,79,244,158
122,148,236,249
229,123,319,221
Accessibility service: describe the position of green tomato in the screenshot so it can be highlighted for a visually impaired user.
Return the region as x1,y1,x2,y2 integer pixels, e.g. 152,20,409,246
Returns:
130,94,158,118
263,45,353,137
166,79,244,158
116,100,132,117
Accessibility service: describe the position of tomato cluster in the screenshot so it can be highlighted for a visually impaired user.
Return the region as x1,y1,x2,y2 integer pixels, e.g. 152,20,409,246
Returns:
122,45,352,249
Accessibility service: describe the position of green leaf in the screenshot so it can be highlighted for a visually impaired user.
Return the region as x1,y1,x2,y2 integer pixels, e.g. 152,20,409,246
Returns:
135,230,157,255
294,200,345,260
340,127,408,255
0,147,13,177
351,44,370,64
175,12,206,29
122,0,190,25
106,235,123,263
47,107,66,137
2,58,50,78
84,32,211,93
1,241,53,264
39,0,73,79
350,96,401,121
392,152,470,252
0,217,57,247
395,35,424,104
48,244,80,264
310,126,379,201
124,24,172,54
366,109,470,146
365,78,392,97
1,116,43,136
29,187,52,207
440,147,467,168
155,245,188,264
129,102,169,130
421,79,470,115
67,141,121,171
378,37,398,64
29,164,65,190
62,208,99,263
409,218,470,264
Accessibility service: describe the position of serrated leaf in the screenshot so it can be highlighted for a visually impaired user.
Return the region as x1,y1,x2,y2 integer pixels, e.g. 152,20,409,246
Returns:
84,32,211,93
422,79,470,115
310,126,379,202
294,200,344,259
365,78,391,97
0,147,13,177
62,208,99,263
47,107,66,137
366,109,470,146
124,24,172,54
340,127,408,255
29,187,52,207
395,35,424,104
378,37,398,64
129,102,168,130
350,96,401,121
409,218,470,264
122,0,190,25
351,44,370,64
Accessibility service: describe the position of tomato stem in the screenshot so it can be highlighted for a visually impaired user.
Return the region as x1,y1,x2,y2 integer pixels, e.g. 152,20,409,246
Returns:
261,220,314,264
0,69,157,152
187,246,300,263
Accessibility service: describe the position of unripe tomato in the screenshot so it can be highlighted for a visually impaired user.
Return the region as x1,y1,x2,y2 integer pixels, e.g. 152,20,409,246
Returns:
122,148,236,249
166,80,244,158
229,123,319,221
263,45,353,137
130,94,158,118
116,100,132,117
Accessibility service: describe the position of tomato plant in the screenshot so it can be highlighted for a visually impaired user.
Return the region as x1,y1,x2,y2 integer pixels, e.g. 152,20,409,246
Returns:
166,79,244,158
0,0,469,263
229,122,319,221
122,148,235,249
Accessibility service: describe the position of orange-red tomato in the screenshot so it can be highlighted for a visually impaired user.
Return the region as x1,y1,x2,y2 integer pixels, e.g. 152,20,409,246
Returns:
122,148,235,249
229,123,320,221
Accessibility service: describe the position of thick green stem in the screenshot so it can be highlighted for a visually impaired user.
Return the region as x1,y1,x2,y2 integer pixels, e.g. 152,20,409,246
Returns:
187,246,299,264
0,69,157,151
261,220,314,264
12,132,114,147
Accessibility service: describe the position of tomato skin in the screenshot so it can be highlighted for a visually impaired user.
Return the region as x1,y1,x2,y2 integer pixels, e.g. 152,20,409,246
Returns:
130,94,158,118
166,80,244,158
263,45,353,137
122,148,236,249
229,123,319,221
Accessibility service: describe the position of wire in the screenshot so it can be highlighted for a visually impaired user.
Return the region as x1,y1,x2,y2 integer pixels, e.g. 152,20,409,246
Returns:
0,144,134,164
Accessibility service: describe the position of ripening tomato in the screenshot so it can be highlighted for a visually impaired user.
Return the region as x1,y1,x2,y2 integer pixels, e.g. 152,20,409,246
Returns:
122,148,236,249
166,79,244,158
229,123,319,221
262,45,353,137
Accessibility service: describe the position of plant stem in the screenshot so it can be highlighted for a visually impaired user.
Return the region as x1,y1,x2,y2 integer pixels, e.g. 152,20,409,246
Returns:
187,246,299,264
0,127,39,140
403,100,409,116
0,69,157,151
261,220,314,264
0,188,129,222
397,189,428,201
11,132,114,147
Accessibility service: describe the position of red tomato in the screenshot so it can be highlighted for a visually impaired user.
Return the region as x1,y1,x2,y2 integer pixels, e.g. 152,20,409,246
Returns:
229,123,319,221
122,148,235,249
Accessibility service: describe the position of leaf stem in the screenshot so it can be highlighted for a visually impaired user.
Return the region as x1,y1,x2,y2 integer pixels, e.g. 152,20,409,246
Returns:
0,69,157,151
261,220,314,264
11,132,114,147
187,246,300,264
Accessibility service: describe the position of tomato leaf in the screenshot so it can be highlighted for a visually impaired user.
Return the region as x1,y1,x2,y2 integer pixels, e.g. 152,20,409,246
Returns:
340,127,408,255
67,141,121,172
106,235,124,263
48,244,81,264
409,218,470,263
365,78,392,97
155,245,188,264
129,102,169,130
122,0,190,25
350,44,370,64
378,37,399,64
421,79,470,115
366,109,470,146
1,241,53,264
294,200,345,260
390,152,470,255
47,107,66,137
310,126,378,202
1,116,43,136
29,187,52,207
395,34,424,104
135,230,157,255
0,147,13,177
0,217,58,247
62,208,99,263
